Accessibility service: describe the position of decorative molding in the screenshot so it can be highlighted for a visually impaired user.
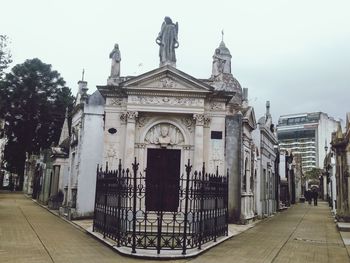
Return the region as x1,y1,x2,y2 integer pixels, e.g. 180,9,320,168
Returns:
108,97,124,106
130,96,203,107
193,114,205,126
182,145,194,150
127,90,208,99
204,115,211,128
145,123,184,146
209,102,225,111
135,143,146,149
181,117,195,133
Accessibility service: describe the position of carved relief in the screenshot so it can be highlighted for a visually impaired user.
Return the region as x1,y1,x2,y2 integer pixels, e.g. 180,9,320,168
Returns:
145,123,184,146
120,112,127,124
106,145,117,158
181,117,195,133
137,116,149,128
109,98,124,106
160,77,175,88
131,96,202,107
209,102,224,111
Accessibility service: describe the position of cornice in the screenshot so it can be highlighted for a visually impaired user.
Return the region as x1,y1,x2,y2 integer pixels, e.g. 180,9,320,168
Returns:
126,90,207,98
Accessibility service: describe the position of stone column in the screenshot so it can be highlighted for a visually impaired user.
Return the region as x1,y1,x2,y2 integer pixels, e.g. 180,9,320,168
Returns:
203,116,211,170
193,114,205,171
124,111,138,169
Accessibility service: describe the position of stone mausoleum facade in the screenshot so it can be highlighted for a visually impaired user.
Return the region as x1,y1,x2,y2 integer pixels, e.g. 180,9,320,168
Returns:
57,18,264,225
97,39,251,223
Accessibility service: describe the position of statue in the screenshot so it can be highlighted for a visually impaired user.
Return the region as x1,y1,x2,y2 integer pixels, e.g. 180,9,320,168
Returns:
212,48,226,77
158,125,171,146
109,44,121,77
156,16,179,67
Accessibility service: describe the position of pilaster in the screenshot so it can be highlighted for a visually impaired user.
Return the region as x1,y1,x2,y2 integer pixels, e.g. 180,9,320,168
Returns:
193,114,205,170
124,111,138,168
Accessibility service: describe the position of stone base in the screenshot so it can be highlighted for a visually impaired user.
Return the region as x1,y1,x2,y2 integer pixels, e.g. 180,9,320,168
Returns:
86,226,233,259
240,215,256,225
337,222,350,232
59,207,94,220
107,77,121,86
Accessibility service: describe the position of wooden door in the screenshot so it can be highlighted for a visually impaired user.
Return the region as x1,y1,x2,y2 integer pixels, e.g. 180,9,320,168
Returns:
146,148,181,212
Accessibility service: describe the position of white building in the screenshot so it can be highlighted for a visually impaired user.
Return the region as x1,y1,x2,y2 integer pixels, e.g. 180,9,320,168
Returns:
63,81,105,218
277,112,339,199
252,101,278,217
277,112,339,170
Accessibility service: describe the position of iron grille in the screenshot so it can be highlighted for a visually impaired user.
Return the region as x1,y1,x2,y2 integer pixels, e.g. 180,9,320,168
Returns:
93,158,228,255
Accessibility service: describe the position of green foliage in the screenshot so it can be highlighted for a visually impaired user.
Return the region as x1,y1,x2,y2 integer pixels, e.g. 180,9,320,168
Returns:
0,35,12,80
1,58,74,188
304,168,322,180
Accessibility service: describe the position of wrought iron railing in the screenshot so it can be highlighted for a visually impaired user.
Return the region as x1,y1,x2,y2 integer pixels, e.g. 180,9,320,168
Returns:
93,158,228,255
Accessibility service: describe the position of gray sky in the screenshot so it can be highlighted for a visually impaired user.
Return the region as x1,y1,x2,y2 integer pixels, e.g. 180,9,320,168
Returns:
2,0,349,123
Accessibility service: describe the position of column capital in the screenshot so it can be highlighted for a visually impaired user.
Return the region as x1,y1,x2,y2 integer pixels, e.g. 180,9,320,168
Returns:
204,115,211,128
127,111,138,122
193,114,205,126
193,114,211,127
121,111,138,123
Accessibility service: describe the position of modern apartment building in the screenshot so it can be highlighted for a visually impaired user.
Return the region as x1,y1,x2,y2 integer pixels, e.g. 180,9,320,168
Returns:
277,112,339,171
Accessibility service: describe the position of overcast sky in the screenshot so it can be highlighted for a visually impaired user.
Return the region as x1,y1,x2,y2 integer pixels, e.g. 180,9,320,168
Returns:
1,0,349,123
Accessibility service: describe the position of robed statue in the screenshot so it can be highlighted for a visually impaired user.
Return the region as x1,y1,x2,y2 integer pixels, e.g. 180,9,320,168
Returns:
156,16,179,67
109,43,121,77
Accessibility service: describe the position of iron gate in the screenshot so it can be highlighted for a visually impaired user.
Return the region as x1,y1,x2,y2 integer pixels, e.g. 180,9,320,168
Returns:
93,158,228,255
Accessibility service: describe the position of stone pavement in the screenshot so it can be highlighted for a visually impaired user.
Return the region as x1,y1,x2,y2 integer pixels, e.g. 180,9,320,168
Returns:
0,192,349,263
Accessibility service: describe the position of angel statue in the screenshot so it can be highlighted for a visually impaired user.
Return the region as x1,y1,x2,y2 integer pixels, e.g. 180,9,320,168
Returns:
156,16,179,67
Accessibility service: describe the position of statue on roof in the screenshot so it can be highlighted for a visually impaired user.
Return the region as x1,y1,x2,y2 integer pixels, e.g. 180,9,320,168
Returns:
109,43,121,77
156,16,179,67
212,48,226,77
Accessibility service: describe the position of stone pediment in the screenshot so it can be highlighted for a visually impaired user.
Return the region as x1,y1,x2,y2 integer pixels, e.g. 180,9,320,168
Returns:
242,106,257,130
121,65,213,94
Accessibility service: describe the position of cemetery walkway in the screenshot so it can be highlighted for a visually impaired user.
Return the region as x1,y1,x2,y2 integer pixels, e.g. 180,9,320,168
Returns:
0,192,349,263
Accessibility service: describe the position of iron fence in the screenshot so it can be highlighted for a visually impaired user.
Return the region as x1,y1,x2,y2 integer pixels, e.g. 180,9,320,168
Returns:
93,158,228,255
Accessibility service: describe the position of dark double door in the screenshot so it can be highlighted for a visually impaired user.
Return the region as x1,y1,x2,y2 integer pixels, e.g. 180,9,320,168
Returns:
146,148,181,212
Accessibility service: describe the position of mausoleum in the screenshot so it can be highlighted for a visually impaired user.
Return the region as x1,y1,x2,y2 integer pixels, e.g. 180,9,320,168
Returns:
90,17,256,256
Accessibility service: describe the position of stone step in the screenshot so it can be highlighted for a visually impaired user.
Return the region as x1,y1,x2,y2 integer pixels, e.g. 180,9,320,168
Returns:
337,222,350,232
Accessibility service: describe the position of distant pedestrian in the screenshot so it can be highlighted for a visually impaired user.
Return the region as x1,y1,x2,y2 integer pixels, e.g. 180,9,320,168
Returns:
312,189,318,206
305,190,312,205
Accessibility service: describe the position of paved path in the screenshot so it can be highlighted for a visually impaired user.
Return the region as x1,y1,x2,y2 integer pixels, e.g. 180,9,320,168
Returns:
0,192,349,263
